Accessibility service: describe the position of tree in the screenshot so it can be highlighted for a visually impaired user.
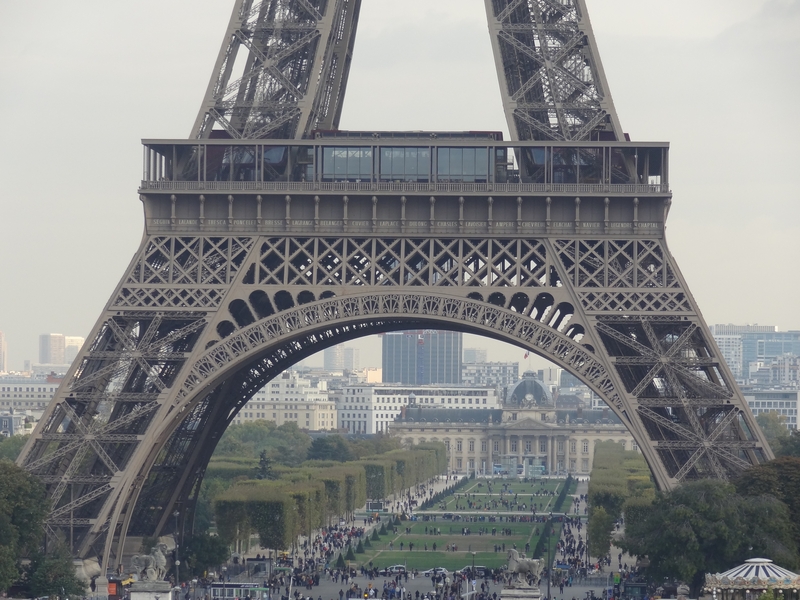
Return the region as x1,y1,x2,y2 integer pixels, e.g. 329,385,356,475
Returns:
307,436,354,462
270,422,311,466
587,506,614,558
254,450,279,480
775,431,800,458
182,533,230,577
0,435,29,461
24,544,86,599
735,457,800,553
0,459,49,593
756,412,790,444
619,479,798,594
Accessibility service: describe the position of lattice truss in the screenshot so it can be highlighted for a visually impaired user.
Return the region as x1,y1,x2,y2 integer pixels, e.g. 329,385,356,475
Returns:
242,237,550,287
114,236,254,309
126,290,624,541
487,0,622,141
20,313,206,555
596,317,765,482
553,239,692,313
192,0,360,140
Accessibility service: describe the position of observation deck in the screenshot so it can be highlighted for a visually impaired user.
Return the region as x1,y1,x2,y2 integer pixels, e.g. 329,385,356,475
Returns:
139,132,671,237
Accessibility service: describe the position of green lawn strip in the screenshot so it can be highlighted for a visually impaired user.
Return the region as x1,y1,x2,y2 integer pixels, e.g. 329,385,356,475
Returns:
353,550,508,570
436,481,563,511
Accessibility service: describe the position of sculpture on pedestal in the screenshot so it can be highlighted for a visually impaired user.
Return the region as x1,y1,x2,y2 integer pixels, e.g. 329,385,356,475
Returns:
506,549,543,587
130,544,168,582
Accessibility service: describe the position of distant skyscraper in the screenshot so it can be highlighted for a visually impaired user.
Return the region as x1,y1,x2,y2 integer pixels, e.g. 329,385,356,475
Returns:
343,347,360,371
0,331,7,373
710,324,800,379
64,336,85,364
39,333,66,365
323,344,345,371
463,347,487,363
382,330,462,385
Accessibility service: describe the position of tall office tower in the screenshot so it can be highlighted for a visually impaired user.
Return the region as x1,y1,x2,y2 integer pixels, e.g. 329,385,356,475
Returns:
64,336,85,364
710,325,800,379
463,347,488,363
323,344,345,371
343,347,360,371
0,331,7,372
382,330,462,385
38,334,65,365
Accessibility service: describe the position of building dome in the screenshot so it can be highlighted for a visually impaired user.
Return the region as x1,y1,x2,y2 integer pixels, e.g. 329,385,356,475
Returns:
506,371,552,407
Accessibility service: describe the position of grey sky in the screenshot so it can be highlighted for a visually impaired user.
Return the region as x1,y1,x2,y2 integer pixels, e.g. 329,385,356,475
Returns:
0,0,797,372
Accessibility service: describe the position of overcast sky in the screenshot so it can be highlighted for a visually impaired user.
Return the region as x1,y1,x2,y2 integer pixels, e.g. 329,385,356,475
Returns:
0,0,797,372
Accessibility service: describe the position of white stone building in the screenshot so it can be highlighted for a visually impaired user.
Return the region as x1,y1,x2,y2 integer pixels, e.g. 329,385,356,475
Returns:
337,383,499,434
744,388,799,430
232,370,336,430
391,372,636,476
0,374,61,412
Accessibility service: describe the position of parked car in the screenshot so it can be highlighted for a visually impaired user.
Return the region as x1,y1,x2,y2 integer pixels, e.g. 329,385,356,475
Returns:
460,565,489,577
442,512,454,519
421,567,450,577
379,565,407,575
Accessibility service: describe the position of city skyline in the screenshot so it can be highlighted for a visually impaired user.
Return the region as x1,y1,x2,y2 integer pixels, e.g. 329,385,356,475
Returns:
1,0,798,370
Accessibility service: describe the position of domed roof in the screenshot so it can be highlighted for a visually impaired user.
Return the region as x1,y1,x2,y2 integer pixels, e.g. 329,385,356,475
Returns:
506,372,552,407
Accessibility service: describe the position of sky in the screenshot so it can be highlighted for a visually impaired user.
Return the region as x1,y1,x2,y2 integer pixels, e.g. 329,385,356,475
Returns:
0,0,798,372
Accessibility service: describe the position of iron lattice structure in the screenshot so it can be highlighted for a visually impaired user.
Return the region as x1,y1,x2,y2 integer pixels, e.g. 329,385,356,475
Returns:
18,0,771,570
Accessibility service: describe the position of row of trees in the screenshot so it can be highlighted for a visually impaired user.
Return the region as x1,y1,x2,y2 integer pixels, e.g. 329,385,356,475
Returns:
195,423,406,532
605,426,800,595
213,443,448,552
0,459,86,596
586,441,654,558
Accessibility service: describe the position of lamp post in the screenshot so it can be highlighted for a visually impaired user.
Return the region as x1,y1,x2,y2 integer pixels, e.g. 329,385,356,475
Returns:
173,510,181,594
222,566,227,600
471,552,476,591
546,526,552,600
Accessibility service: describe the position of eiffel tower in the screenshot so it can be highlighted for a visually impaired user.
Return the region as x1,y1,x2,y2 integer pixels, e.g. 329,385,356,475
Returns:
19,0,771,569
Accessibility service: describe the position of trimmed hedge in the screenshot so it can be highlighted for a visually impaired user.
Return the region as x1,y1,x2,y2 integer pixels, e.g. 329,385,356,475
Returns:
213,443,448,551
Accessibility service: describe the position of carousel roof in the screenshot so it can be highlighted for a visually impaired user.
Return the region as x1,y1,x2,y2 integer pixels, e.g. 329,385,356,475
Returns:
705,559,800,590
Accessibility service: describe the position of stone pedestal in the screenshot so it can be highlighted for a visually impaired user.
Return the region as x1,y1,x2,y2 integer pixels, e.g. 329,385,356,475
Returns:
500,586,542,600
130,580,174,600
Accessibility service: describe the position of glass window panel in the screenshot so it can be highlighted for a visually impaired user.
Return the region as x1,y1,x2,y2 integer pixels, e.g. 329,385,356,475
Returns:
450,148,463,175
322,148,334,179
437,148,449,177
361,150,372,178
578,148,602,183
380,148,393,180
418,148,430,180
392,148,404,176
405,148,418,175
462,148,476,176
348,148,362,176
334,148,347,176
476,148,488,176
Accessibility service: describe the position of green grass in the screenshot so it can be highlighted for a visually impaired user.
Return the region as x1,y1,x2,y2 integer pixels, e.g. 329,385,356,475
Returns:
425,479,565,512
348,478,572,569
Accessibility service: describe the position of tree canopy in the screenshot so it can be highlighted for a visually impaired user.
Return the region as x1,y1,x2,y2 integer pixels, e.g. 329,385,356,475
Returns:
0,435,28,462
307,436,355,462
735,456,800,556
0,459,49,592
756,412,790,445
215,421,311,467
619,479,799,593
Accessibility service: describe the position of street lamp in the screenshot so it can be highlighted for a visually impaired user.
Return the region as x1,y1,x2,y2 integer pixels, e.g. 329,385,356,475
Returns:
546,526,552,600
173,510,181,594
222,566,227,600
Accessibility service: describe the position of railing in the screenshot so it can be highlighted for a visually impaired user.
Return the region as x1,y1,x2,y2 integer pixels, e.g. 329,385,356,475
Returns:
140,180,670,195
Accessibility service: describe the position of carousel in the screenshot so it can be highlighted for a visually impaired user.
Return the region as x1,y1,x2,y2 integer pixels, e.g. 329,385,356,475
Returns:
704,559,800,600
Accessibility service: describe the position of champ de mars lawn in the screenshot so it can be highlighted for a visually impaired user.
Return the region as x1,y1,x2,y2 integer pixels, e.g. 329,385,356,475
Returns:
353,477,578,571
